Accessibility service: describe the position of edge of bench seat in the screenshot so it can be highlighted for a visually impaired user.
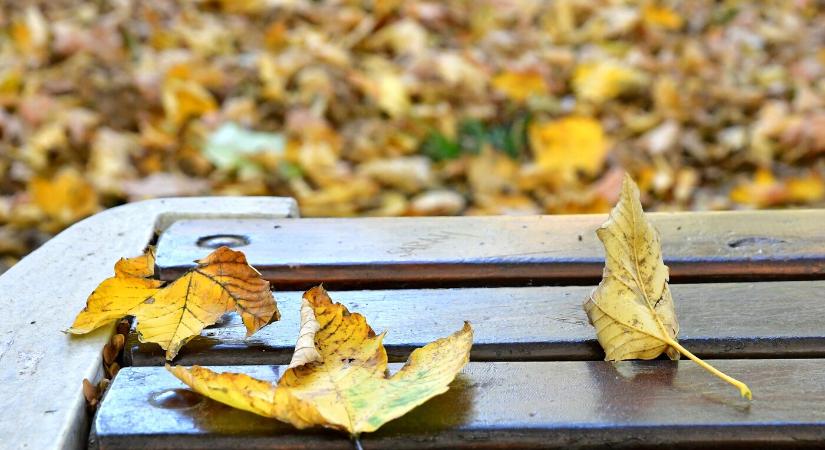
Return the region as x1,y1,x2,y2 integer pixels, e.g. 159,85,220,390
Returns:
0,197,298,450
95,360,825,449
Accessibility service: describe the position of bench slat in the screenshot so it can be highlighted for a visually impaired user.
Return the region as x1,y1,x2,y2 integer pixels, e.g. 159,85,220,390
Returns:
95,360,825,449
126,281,825,366
154,211,825,288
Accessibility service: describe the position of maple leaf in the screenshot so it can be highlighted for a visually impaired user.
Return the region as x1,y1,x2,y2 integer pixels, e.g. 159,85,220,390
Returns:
69,247,279,360
169,285,473,437
584,174,752,399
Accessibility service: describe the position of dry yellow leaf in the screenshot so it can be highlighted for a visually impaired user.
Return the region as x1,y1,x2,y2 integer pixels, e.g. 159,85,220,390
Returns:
29,168,100,227
731,169,825,207
286,297,322,369
729,169,789,207
69,247,279,360
584,175,752,399
786,175,825,203
373,69,410,118
573,60,647,104
161,78,218,128
529,116,608,177
69,250,163,334
491,70,548,102
169,285,473,436
642,5,684,30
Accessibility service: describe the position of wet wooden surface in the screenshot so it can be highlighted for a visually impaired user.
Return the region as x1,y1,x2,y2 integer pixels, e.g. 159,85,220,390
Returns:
94,360,825,449
126,281,825,366
154,211,825,289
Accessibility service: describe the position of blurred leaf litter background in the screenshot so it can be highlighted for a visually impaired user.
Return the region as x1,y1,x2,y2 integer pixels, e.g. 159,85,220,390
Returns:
0,0,824,272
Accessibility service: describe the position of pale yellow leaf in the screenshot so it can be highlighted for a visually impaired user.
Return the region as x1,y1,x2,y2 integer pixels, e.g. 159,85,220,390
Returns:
584,174,752,399
374,70,410,118
573,60,647,104
287,297,322,369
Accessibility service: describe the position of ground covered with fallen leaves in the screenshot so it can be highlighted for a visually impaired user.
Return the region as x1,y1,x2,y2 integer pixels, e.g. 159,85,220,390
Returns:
1,0,824,272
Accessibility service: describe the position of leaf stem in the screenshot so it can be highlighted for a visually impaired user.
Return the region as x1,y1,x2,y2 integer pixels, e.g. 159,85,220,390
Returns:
667,339,752,399
351,435,364,450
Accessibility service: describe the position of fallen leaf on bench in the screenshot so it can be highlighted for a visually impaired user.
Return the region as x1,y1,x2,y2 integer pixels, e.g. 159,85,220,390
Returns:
584,175,752,399
169,285,473,437
68,251,163,334
68,246,279,360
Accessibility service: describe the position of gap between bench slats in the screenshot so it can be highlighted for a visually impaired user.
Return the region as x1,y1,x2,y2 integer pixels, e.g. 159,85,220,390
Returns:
94,360,825,449
125,281,825,366
154,211,825,289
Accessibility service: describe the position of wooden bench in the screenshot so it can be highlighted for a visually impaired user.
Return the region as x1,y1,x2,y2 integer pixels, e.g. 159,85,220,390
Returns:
4,199,825,449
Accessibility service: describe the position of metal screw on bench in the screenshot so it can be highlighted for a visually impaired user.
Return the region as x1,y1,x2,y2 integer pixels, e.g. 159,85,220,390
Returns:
197,234,250,249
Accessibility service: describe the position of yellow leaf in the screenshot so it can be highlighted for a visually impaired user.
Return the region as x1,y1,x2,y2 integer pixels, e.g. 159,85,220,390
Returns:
69,247,279,360
732,171,825,206
374,70,410,118
573,61,647,104
491,71,548,102
69,251,163,334
29,168,100,226
729,169,784,207
169,286,473,436
584,175,752,399
529,116,608,177
355,58,411,118
642,5,684,30
286,297,322,369
11,7,49,64
786,175,825,203
258,54,287,101
161,78,217,128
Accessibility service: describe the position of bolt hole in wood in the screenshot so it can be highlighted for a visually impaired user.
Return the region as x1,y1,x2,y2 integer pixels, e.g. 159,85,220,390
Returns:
727,237,787,248
196,234,250,249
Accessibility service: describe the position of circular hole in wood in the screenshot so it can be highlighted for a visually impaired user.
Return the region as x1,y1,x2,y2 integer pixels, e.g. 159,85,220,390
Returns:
727,236,786,248
149,388,203,409
196,234,249,249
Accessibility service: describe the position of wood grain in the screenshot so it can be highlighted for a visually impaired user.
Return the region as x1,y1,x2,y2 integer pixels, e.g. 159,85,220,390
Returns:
94,360,825,449
126,281,825,366
154,210,825,288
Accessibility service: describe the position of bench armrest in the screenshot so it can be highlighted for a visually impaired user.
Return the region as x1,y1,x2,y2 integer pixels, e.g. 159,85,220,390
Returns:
0,197,297,450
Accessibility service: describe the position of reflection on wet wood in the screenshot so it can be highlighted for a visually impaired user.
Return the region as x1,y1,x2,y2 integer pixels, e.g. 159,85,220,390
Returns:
95,360,825,449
